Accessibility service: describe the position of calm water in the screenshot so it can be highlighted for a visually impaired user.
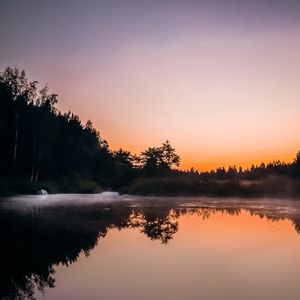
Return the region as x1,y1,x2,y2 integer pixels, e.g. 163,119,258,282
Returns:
1,193,300,300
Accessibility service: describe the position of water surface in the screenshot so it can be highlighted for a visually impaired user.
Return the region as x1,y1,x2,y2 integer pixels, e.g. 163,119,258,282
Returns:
1,193,300,300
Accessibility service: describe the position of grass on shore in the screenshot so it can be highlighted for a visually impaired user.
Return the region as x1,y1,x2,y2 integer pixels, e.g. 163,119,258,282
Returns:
123,175,300,198
1,175,300,198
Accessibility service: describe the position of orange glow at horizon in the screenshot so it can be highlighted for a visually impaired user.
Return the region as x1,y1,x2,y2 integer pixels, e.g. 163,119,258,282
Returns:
53,104,300,172
88,117,300,171
105,138,300,171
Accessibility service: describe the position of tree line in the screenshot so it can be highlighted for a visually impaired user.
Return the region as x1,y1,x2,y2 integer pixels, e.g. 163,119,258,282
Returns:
0,66,299,195
0,67,180,193
190,158,300,181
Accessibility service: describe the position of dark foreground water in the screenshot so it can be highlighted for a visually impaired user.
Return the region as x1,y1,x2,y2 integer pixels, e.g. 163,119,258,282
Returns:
1,193,300,300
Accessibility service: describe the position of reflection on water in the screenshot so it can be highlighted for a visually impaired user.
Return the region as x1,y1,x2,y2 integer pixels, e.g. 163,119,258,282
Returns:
1,194,300,299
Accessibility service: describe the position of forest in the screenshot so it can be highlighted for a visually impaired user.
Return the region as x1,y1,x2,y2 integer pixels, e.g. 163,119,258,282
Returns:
1,67,300,197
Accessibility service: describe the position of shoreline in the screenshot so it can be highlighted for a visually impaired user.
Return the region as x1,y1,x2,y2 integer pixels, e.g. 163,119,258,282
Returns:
0,182,300,200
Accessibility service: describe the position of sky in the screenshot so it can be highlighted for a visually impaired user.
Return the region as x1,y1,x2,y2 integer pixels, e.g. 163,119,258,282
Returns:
1,0,300,170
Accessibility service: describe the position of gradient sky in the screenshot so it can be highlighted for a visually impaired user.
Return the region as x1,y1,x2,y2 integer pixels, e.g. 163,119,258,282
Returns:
1,0,300,170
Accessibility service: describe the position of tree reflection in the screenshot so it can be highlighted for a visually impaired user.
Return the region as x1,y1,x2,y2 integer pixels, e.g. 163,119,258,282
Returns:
127,209,178,244
5,271,55,300
1,199,300,299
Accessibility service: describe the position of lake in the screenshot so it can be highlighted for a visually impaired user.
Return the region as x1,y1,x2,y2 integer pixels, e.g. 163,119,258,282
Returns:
1,193,300,300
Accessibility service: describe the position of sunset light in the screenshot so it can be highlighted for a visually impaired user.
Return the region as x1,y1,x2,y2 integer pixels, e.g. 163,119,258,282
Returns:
1,2,300,299
2,1,300,170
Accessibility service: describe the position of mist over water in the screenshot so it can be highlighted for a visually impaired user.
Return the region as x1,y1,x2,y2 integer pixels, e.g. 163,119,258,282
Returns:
2,192,300,219
1,192,123,208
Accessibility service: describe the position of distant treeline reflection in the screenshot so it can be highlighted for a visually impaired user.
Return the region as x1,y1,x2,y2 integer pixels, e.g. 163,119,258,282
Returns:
1,66,300,196
1,199,300,299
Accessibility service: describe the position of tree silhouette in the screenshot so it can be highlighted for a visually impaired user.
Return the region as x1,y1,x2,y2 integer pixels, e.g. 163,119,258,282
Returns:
1,66,300,196
140,140,180,175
